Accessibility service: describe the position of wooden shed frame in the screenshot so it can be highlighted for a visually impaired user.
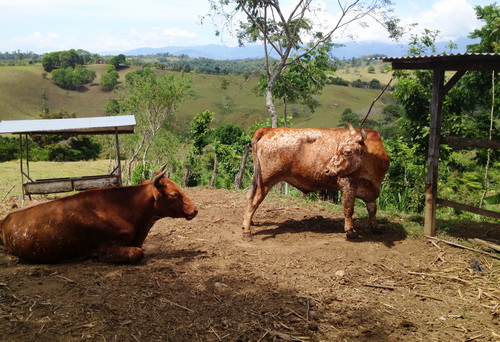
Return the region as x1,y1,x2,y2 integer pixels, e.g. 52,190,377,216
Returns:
0,115,135,201
382,53,500,235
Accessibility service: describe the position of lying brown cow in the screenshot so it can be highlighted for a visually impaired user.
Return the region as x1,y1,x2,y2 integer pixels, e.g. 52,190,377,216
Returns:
0,166,197,263
242,123,390,239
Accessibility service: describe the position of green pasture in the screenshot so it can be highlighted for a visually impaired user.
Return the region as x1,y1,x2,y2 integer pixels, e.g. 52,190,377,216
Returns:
0,64,392,130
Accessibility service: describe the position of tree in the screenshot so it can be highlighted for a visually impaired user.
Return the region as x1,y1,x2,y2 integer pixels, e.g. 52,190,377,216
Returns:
189,110,215,153
116,67,192,182
205,0,400,127
100,65,119,91
467,4,499,53
51,65,96,90
257,42,333,125
109,54,127,69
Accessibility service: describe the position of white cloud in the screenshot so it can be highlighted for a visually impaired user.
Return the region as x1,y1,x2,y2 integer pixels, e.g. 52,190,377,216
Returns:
92,27,200,52
406,0,480,42
303,0,486,44
9,32,80,52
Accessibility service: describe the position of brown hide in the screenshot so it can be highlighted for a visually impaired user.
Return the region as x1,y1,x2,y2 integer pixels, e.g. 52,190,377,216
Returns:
0,174,197,263
242,126,389,239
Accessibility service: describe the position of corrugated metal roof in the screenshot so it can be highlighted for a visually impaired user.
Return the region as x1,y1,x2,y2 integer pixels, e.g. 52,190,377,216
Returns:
377,53,500,71
378,52,499,61
0,115,136,135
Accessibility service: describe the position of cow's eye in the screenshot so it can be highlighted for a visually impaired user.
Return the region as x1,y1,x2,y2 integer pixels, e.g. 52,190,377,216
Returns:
343,150,352,156
170,192,180,198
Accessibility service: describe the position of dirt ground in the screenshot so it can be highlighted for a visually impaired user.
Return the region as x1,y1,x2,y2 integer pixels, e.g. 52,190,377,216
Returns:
1,187,499,342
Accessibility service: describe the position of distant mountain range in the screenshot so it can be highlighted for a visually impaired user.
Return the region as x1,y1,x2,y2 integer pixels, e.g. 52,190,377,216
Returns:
100,37,478,60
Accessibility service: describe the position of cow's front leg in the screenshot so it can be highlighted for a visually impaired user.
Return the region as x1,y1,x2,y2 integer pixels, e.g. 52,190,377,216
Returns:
339,178,358,239
97,244,144,263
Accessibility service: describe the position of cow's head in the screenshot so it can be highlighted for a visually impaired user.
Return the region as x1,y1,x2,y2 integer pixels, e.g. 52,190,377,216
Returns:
325,122,367,177
150,165,198,220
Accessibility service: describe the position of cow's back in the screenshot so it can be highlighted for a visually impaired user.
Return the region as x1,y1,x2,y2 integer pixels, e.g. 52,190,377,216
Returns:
251,126,389,192
252,127,348,192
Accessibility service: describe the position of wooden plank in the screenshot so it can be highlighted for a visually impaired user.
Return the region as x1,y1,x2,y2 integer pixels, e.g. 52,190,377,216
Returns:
443,71,465,95
424,70,445,236
24,179,73,194
440,136,500,149
437,198,500,220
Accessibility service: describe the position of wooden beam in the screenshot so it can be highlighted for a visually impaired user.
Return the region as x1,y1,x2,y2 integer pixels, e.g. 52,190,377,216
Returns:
437,198,500,220
444,71,466,95
440,136,500,149
425,70,445,236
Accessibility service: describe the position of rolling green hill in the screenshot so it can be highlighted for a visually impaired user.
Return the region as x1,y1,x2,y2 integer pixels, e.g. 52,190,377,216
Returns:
0,64,393,130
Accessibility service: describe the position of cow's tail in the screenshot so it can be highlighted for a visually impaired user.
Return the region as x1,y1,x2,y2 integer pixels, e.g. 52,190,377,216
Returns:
247,128,267,200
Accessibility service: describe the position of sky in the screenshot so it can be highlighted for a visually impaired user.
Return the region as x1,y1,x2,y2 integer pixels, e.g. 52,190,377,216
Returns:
0,0,496,54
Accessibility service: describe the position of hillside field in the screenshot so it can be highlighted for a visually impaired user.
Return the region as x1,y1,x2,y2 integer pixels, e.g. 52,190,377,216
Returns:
0,64,393,130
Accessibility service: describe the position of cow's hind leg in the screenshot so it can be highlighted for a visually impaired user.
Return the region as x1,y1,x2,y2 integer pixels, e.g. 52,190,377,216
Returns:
97,244,144,263
365,200,382,234
242,182,270,240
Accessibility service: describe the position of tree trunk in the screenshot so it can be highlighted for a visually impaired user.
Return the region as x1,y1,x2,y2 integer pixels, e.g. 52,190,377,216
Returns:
266,86,278,128
234,144,250,190
182,164,190,187
266,59,286,128
124,134,146,185
210,154,218,187
283,97,288,127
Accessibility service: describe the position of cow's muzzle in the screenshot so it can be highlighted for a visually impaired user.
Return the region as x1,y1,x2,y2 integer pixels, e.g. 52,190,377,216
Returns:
185,209,198,220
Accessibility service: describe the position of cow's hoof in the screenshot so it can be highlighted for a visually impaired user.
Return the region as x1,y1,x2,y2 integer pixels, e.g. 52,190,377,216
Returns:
242,232,254,241
345,231,360,240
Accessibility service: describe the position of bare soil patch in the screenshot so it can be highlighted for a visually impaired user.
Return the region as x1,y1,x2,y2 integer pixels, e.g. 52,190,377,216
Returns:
1,187,499,341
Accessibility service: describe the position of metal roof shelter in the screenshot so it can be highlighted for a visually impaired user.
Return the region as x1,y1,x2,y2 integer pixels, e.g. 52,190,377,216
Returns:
381,53,500,236
0,115,136,201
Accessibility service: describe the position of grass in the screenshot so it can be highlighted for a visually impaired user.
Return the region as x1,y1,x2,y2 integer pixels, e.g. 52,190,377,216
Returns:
0,64,392,130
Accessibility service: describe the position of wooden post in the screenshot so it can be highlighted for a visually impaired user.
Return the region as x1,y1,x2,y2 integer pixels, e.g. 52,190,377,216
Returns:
424,70,445,236
114,128,122,186
19,134,25,203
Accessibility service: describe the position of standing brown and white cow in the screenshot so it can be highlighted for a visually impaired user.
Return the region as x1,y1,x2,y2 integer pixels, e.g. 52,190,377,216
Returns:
242,123,390,239
0,166,198,263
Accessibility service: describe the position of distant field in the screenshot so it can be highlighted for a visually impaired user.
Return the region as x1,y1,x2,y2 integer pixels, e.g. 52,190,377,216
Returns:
0,64,393,130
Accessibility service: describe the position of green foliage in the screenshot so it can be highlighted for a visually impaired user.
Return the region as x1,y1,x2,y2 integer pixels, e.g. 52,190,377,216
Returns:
379,137,426,213
257,42,334,114
327,76,350,86
0,136,19,162
51,65,96,90
213,124,244,145
109,54,127,69
100,65,119,91
47,136,102,162
131,162,153,185
41,49,91,72
467,4,500,53
189,110,215,153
